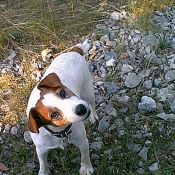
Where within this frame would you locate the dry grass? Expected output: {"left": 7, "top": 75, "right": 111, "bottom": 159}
{"left": 0, "top": 0, "right": 103, "bottom": 57}
{"left": 0, "top": 67, "right": 36, "bottom": 125}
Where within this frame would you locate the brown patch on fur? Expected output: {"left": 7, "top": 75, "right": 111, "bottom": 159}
{"left": 69, "top": 46, "right": 84, "bottom": 56}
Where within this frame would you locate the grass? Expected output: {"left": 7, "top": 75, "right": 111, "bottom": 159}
{"left": 128, "top": 0, "right": 175, "bottom": 30}
{"left": 1, "top": 0, "right": 175, "bottom": 175}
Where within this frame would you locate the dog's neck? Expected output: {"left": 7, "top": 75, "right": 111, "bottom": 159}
{"left": 69, "top": 46, "right": 84, "bottom": 56}
{"left": 43, "top": 124, "right": 72, "bottom": 139}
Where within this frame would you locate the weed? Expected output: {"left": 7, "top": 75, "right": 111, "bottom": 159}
{"left": 155, "top": 32, "right": 168, "bottom": 50}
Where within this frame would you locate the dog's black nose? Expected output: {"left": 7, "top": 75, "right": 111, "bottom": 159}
{"left": 75, "top": 104, "right": 87, "bottom": 116}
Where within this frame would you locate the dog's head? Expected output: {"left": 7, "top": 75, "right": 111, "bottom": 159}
{"left": 28, "top": 73, "right": 90, "bottom": 133}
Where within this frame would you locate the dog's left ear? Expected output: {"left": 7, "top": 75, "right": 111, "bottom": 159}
{"left": 28, "top": 107, "right": 45, "bottom": 133}
{"left": 37, "top": 73, "right": 62, "bottom": 90}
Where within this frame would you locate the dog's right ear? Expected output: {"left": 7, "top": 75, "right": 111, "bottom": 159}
{"left": 28, "top": 108, "right": 43, "bottom": 133}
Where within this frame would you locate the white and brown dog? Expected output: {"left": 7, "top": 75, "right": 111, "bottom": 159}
{"left": 27, "top": 40, "right": 98, "bottom": 175}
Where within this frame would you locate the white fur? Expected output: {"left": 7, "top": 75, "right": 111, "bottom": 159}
{"left": 27, "top": 40, "right": 98, "bottom": 175}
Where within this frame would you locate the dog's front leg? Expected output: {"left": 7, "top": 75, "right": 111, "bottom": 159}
{"left": 70, "top": 123, "right": 94, "bottom": 175}
{"left": 36, "top": 148, "right": 50, "bottom": 175}
{"left": 78, "top": 138, "right": 94, "bottom": 175}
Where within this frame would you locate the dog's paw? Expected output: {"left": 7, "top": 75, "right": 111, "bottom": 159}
{"left": 79, "top": 164, "right": 94, "bottom": 175}
{"left": 38, "top": 173, "right": 49, "bottom": 175}
{"left": 89, "top": 113, "right": 98, "bottom": 124}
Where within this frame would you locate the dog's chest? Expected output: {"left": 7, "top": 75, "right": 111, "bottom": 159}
{"left": 37, "top": 127, "right": 70, "bottom": 149}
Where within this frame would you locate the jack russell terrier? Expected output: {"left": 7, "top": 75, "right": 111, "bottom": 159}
{"left": 27, "top": 39, "right": 98, "bottom": 175}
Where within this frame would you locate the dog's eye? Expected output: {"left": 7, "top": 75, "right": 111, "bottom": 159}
{"left": 60, "top": 89, "right": 66, "bottom": 98}
{"left": 50, "top": 112, "right": 60, "bottom": 120}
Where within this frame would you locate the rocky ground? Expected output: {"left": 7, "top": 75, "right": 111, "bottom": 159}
{"left": 1, "top": 3, "right": 175, "bottom": 175}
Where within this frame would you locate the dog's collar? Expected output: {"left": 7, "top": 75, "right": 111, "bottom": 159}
{"left": 69, "top": 47, "right": 84, "bottom": 56}
{"left": 43, "top": 124, "right": 72, "bottom": 139}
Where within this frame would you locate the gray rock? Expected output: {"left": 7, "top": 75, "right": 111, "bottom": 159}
{"left": 139, "top": 69, "right": 151, "bottom": 78}
{"left": 0, "top": 123, "right": 2, "bottom": 132}
{"left": 171, "top": 38, "right": 175, "bottom": 48}
{"left": 116, "top": 95, "right": 130, "bottom": 103}
{"left": 110, "top": 11, "right": 128, "bottom": 21}
{"left": 145, "top": 46, "right": 151, "bottom": 54}
{"left": 96, "top": 24, "right": 107, "bottom": 30}
{"left": 107, "top": 29, "right": 115, "bottom": 41}
{"left": 104, "top": 82, "right": 119, "bottom": 94}
{"left": 121, "top": 64, "right": 133, "bottom": 74}
{"left": 154, "top": 15, "right": 167, "bottom": 23}
{"left": 10, "top": 126, "right": 18, "bottom": 136}
{"left": 104, "top": 148, "right": 112, "bottom": 159}
{"left": 125, "top": 73, "right": 142, "bottom": 88}
{"left": 26, "top": 162, "right": 36, "bottom": 169}
{"left": 157, "top": 121, "right": 164, "bottom": 132}
{"left": 141, "top": 34, "right": 158, "bottom": 46}
{"left": 133, "top": 36, "right": 141, "bottom": 44}
{"left": 138, "top": 147, "right": 148, "bottom": 161}
{"left": 41, "top": 48, "right": 53, "bottom": 62}
{"left": 115, "top": 118, "right": 124, "bottom": 128}
{"left": 5, "top": 50, "right": 16, "bottom": 68}
{"left": 157, "top": 112, "right": 175, "bottom": 121}
{"left": 98, "top": 116, "right": 110, "bottom": 132}
{"left": 105, "top": 104, "right": 117, "bottom": 117}
{"left": 3, "top": 124, "right": 11, "bottom": 133}
{"left": 134, "top": 131, "right": 143, "bottom": 139}
{"left": 109, "top": 124, "right": 117, "bottom": 131}
{"left": 106, "top": 58, "right": 116, "bottom": 67}
{"left": 148, "top": 162, "right": 159, "bottom": 172}
{"left": 118, "top": 129, "right": 125, "bottom": 136}
{"left": 165, "top": 70, "right": 175, "bottom": 82}
{"left": 90, "top": 141, "right": 103, "bottom": 150}
{"left": 151, "top": 85, "right": 174, "bottom": 102}
{"left": 24, "top": 131, "right": 32, "bottom": 142}
{"left": 143, "top": 133, "right": 152, "bottom": 137}
{"left": 127, "top": 50, "right": 136, "bottom": 59}
{"left": 105, "top": 50, "right": 118, "bottom": 61}
{"left": 99, "top": 66, "right": 106, "bottom": 74}
{"left": 169, "top": 63, "right": 175, "bottom": 69}
{"left": 138, "top": 96, "right": 156, "bottom": 112}
{"left": 127, "top": 143, "right": 142, "bottom": 152}
{"left": 137, "top": 168, "right": 144, "bottom": 174}
{"left": 0, "top": 172, "right": 9, "bottom": 175}
{"left": 143, "top": 80, "right": 152, "bottom": 89}
{"left": 95, "top": 95, "right": 107, "bottom": 104}
{"left": 166, "top": 94, "right": 175, "bottom": 112}
{"left": 0, "top": 136, "right": 3, "bottom": 143}
{"left": 154, "top": 78, "right": 162, "bottom": 87}
{"left": 145, "top": 140, "right": 152, "bottom": 145}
